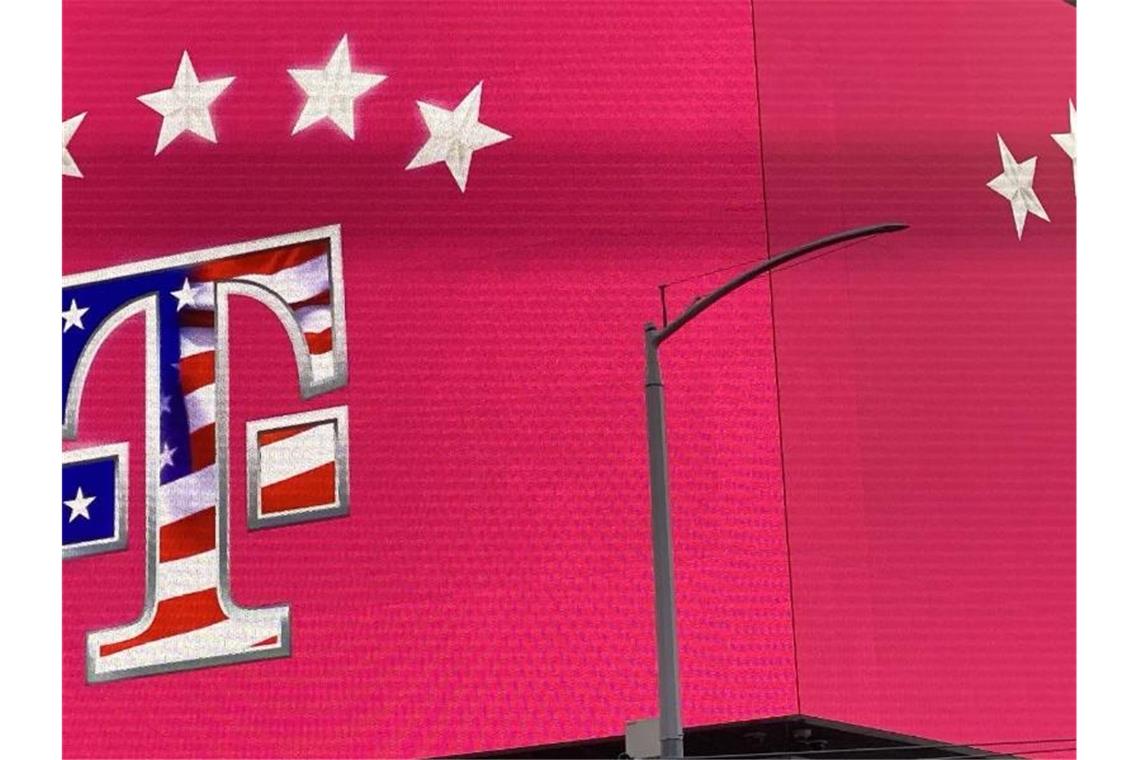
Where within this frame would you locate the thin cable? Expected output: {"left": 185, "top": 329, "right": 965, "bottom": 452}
{"left": 682, "top": 737, "right": 1076, "bottom": 759}
{"left": 911, "top": 749, "right": 1075, "bottom": 760}
{"left": 661, "top": 253, "right": 777, "bottom": 289}
{"left": 684, "top": 747, "right": 1076, "bottom": 760}
{"left": 766, "top": 235, "right": 881, "bottom": 276}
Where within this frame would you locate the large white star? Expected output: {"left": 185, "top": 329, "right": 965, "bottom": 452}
{"left": 62, "top": 298, "right": 89, "bottom": 333}
{"left": 138, "top": 51, "right": 235, "bottom": 155}
{"left": 1051, "top": 100, "right": 1076, "bottom": 192}
{"left": 64, "top": 487, "right": 95, "bottom": 523}
{"left": 406, "top": 82, "right": 511, "bottom": 192}
{"left": 63, "top": 112, "right": 87, "bottom": 178}
{"left": 987, "top": 134, "right": 1050, "bottom": 239}
{"left": 289, "top": 35, "right": 386, "bottom": 139}
{"left": 171, "top": 277, "right": 199, "bottom": 311}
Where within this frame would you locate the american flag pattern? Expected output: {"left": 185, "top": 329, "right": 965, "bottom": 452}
{"left": 248, "top": 407, "right": 348, "bottom": 529}
{"left": 62, "top": 444, "right": 129, "bottom": 559}
{"left": 62, "top": 227, "right": 347, "bottom": 682}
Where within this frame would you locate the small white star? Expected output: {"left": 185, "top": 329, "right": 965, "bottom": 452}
{"left": 171, "top": 278, "right": 199, "bottom": 311}
{"left": 63, "top": 112, "right": 87, "bottom": 178}
{"left": 62, "top": 298, "right": 90, "bottom": 333}
{"left": 987, "top": 134, "right": 1050, "bottom": 239}
{"left": 160, "top": 394, "right": 172, "bottom": 414}
{"left": 289, "top": 35, "right": 386, "bottom": 139}
{"left": 64, "top": 487, "right": 95, "bottom": 523}
{"left": 138, "top": 51, "right": 235, "bottom": 155}
{"left": 406, "top": 82, "right": 511, "bottom": 192}
{"left": 1051, "top": 100, "right": 1076, "bottom": 192}
{"left": 159, "top": 442, "right": 177, "bottom": 469}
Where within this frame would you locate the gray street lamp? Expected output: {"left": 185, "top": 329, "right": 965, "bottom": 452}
{"left": 643, "top": 222, "right": 908, "bottom": 759}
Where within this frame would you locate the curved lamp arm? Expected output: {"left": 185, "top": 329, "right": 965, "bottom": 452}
{"left": 651, "top": 222, "right": 908, "bottom": 345}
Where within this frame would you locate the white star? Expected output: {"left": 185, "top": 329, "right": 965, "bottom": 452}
{"left": 159, "top": 442, "right": 177, "bottom": 469}
{"left": 289, "top": 35, "right": 386, "bottom": 139}
{"left": 62, "top": 298, "right": 89, "bottom": 333}
{"left": 64, "top": 487, "right": 95, "bottom": 523}
{"left": 987, "top": 134, "right": 1050, "bottom": 239}
{"left": 160, "top": 394, "right": 172, "bottom": 414}
{"left": 138, "top": 51, "right": 235, "bottom": 155}
{"left": 63, "top": 112, "right": 87, "bottom": 178}
{"left": 171, "top": 278, "right": 199, "bottom": 311}
{"left": 406, "top": 82, "right": 511, "bottom": 192}
{"left": 1051, "top": 100, "right": 1076, "bottom": 192}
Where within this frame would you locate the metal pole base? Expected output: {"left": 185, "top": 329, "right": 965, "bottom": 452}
{"left": 660, "top": 736, "right": 684, "bottom": 759}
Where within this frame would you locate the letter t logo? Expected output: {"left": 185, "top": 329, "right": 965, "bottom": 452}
{"left": 62, "top": 227, "right": 349, "bottom": 683}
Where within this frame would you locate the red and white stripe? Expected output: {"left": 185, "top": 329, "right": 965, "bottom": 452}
{"left": 191, "top": 240, "right": 338, "bottom": 384}
{"left": 256, "top": 421, "right": 338, "bottom": 516}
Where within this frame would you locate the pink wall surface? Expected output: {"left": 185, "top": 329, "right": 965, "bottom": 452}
{"left": 63, "top": 1, "right": 1074, "bottom": 756}
{"left": 755, "top": 1, "right": 1075, "bottom": 753}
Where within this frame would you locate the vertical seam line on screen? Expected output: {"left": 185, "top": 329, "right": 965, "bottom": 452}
{"left": 749, "top": 0, "right": 802, "bottom": 715}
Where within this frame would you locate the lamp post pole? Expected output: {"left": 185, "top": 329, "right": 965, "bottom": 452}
{"left": 644, "top": 326, "right": 684, "bottom": 760}
{"left": 643, "top": 222, "right": 908, "bottom": 759}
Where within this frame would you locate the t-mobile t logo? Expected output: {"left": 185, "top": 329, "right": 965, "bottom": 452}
{"left": 62, "top": 226, "right": 350, "bottom": 683}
